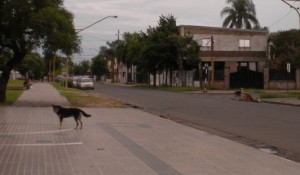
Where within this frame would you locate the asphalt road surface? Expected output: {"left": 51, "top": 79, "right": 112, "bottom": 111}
{"left": 92, "top": 83, "right": 300, "bottom": 162}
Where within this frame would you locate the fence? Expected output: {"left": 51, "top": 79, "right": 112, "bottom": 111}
{"left": 269, "top": 69, "right": 295, "bottom": 81}
{"left": 264, "top": 68, "right": 300, "bottom": 90}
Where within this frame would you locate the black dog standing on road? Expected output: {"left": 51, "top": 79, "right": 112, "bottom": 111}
{"left": 51, "top": 105, "right": 91, "bottom": 129}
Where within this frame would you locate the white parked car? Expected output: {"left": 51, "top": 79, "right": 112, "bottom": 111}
{"left": 72, "top": 77, "right": 79, "bottom": 87}
{"left": 77, "top": 78, "right": 94, "bottom": 90}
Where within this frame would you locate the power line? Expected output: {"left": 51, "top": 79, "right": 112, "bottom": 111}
{"left": 280, "top": 0, "right": 300, "bottom": 29}
{"left": 266, "top": 1, "right": 300, "bottom": 30}
{"left": 268, "top": 9, "right": 293, "bottom": 28}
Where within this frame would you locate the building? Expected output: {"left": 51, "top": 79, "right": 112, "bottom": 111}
{"left": 117, "top": 25, "right": 270, "bottom": 89}
{"left": 178, "top": 25, "right": 269, "bottom": 89}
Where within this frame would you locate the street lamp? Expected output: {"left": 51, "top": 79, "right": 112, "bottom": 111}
{"left": 76, "top": 15, "right": 118, "bottom": 33}
{"left": 61, "top": 16, "right": 118, "bottom": 87}
{"left": 281, "top": 0, "right": 300, "bottom": 29}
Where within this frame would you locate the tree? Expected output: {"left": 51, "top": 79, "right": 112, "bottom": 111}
{"left": 268, "top": 30, "right": 300, "bottom": 70}
{"left": 97, "top": 15, "right": 200, "bottom": 86}
{"left": 177, "top": 34, "right": 201, "bottom": 86}
{"left": 17, "top": 53, "right": 45, "bottom": 80}
{"left": 220, "top": 0, "right": 260, "bottom": 29}
{"left": 139, "top": 15, "right": 179, "bottom": 87}
{"left": 73, "top": 60, "right": 90, "bottom": 75}
{"left": 91, "top": 56, "right": 108, "bottom": 80}
{"left": 123, "top": 32, "right": 144, "bottom": 83}
{"left": 139, "top": 15, "right": 200, "bottom": 87}
{"left": 0, "top": 0, "right": 80, "bottom": 102}
{"left": 97, "top": 43, "right": 119, "bottom": 82}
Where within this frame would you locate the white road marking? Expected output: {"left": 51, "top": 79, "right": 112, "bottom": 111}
{"left": 1, "top": 142, "right": 83, "bottom": 147}
{"left": 0, "top": 128, "right": 73, "bottom": 135}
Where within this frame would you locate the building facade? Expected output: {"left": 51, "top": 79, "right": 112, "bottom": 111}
{"left": 179, "top": 25, "right": 269, "bottom": 89}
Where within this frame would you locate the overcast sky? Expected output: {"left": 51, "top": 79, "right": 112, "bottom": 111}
{"left": 63, "top": 0, "right": 299, "bottom": 62}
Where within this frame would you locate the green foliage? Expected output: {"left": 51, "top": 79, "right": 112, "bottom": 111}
{"left": 2, "top": 80, "right": 24, "bottom": 106}
{"left": 260, "top": 92, "right": 300, "bottom": 99}
{"left": 3, "top": 90, "right": 22, "bottom": 106}
{"left": 0, "top": 0, "right": 80, "bottom": 102}
{"left": 31, "top": 5, "right": 80, "bottom": 55}
{"left": 91, "top": 14, "right": 200, "bottom": 86}
{"left": 17, "top": 53, "right": 45, "bottom": 79}
{"left": 138, "top": 15, "right": 179, "bottom": 86}
{"left": 268, "top": 30, "right": 300, "bottom": 69}
{"left": 138, "top": 15, "right": 200, "bottom": 86}
{"left": 177, "top": 34, "right": 200, "bottom": 70}
{"left": 123, "top": 32, "right": 144, "bottom": 67}
{"left": 91, "top": 56, "right": 108, "bottom": 79}
{"left": 73, "top": 60, "right": 90, "bottom": 75}
{"left": 115, "top": 40, "right": 126, "bottom": 64}
{"left": 221, "top": 0, "right": 260, "bottom": 29}
{"left": 7, "top": 80, "right": 23, "bottom": 87}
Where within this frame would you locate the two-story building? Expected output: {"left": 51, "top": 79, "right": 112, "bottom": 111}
{"left": 178, "top": 25, "right": 269, "bottom": 89}
{"left": 117, "top": 25, "right": 269, "bottom": 89}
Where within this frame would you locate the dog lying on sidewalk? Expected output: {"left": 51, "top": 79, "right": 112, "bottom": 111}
{"left": 51, "top": 105, "right": 91, "bottom": 129}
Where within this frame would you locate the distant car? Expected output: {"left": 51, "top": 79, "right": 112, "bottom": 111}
{"left": 55, "top": 75, "right": 64, "bottom": 83}
{"left": 77, "top": 78, "right": 94, "bottom": 90}
{"left": 72, "top": 77, "right": 79, "bottom": 87}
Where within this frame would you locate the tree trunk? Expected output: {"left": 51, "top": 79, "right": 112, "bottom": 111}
{"left": 153, "top": 71, "right": 157, "bottom": 87}
{"left": 0, "top": 70, "right": 11, "bottom": 103}
{"left": 126, "top": 63, "right": 131, "bottom": 84}
{"left": 170, "top": 68, "right": 173, "bottom": 86}
{"left": 0, "top": 50, "right": 25, "bottom": 103}
{"left": 165, "top": 69, "right": 168, "bottom": 86}
{"left": 131, "top": 66, "right": 134, "bottom": 83}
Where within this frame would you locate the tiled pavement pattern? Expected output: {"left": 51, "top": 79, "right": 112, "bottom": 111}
{"left": 1, "top": 82, "right": 300, "bottom": 174}
{"left": 1, "top": 106, "right": 300, "bottom": 175}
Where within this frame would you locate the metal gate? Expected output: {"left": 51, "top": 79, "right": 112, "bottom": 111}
{"left": 230, "top": 69, "right": 263, "bottom": 89}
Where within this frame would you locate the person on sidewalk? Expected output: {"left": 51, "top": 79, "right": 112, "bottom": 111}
{"left": 23, "top": 78, "right": 32, "bottom": 90}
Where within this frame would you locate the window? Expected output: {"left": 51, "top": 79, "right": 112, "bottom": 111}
{"left": 202, "top": 39, "right": 212, "bottom": 47}
{"left": 239, "top": 39, "right": 250, "bottom": 47}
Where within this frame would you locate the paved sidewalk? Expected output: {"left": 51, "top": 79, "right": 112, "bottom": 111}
{"left": 0, "top": 82, "right": 300, "bottom": 175}
{"left": 12, "top": 82, "right": 70, "bottom": 107}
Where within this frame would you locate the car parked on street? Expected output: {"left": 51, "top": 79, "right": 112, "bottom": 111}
{"left": 77, "top": 77, "right": 94, "bottom": 90}
{"left": 71, "top": 76, "right": 80, "bottom": 88}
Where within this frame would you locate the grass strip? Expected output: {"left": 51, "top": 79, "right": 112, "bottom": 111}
{"left": 52, "top": 83, "right": 124, "bottom": 107}
{"left": 0, "top": 80, "right": 24, "bottom": 106}
{"left": 260, "top": 92, "right": 300, "bottom": 99}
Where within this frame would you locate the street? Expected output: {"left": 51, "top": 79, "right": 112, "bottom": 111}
{"left": 91, "top": 83, "right": 300, "bottom": 162}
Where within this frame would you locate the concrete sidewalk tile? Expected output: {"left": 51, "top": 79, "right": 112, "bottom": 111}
{"left": 12, "top": 82, "right": 69, "bottom": 107}
{"left": 0, "top": 107, "right": 300, "bottom": 175}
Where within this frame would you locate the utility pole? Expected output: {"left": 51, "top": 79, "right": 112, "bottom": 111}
{"left": 210, "top": 35, "right": 215, "bottom": 88}
{"left": 65, "top": 56, "right": 69, "bottom": 88}
{"left": 112, "top": 29, "right": 122, "bottom": 83}
{"left": 48, "top": 59, "right": 52, "bottom": 82}
{"left": 52, "top": 51, "right": 56, "bottom": 82}
{"left": 115, "top": 29, "right": 121, "bottom": 41}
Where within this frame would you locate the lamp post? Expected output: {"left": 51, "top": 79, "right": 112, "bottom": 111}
{"left": 76, "top": 15, "right": 118, "bottom": 33}
{"left": 64, "top": 16, "right": 117, "bottom": 87}
{"left": 281, "top": 0, "right": 300, "bottom": 29}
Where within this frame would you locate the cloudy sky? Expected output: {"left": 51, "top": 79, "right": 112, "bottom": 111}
{"left": 63, "top": 0, "right": 300, "bottom": 62}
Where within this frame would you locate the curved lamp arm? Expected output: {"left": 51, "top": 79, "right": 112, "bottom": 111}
{"left": 76, "top": 16, "right": 118, "bottom": 33}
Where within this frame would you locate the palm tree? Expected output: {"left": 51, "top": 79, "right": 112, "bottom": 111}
{"left": 220, "top": 0, "right": 260, "bottom": 29}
